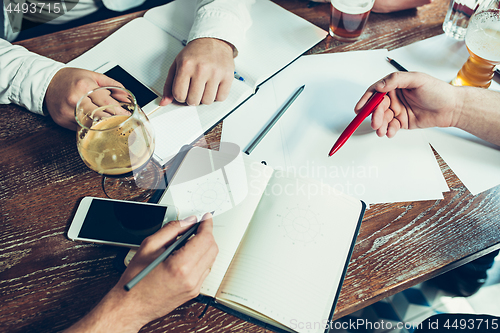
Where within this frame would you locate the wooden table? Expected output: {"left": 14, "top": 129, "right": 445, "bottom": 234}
{"left": 1, "top": 0, "right": 500, "bottom": 332}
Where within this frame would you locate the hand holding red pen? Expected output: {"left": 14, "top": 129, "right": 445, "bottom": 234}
{"left": 354, "top": 72, "right": 460, "bottom": 138}
{"left": 328, "top": 91, "right": 386, "bottom": 156}
{"left": 328, "top": 72, "right": 461, "bottom": 156}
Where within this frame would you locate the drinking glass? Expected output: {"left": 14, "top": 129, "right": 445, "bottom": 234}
{"left": 451, "top": 0, "right": 500, "bottom": 88}
{"left": 442, "top": 0, "right": 478, "bottom": 40}
{"left": 329, "top": 0, "right": 376, "bottom": 42}
{"left": 75, "top": 86, "right": 163, "bottom": 201}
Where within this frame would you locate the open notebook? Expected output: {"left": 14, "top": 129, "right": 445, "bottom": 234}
{"left": 67, "top": 0, "right": 326, "bottom": 164}
{"left": 156, "top": 146, "right": 366, "bottom": 333}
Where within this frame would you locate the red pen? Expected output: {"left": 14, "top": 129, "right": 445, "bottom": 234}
{"left": 328, "top": 91, "right": 386, "bottom": 157}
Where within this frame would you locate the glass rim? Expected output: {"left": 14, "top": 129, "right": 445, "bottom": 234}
{"left": 75, "top": 86, "right": 138, "bottom": 131}
{"left": 330, "top": 0, "right": 376, "bottom": 9}
{"left": 474, "top": 0, "right": 500, "bottom": 16}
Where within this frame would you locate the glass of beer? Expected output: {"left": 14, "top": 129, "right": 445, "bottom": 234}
{"left": 329, "top": 0, "right": 376, "bottom": 42}
{"left": 451, "top": 0, "right": 500, "bottom": 88}
{"left": 75, "top": 86, "right": 162, "bottom": 200}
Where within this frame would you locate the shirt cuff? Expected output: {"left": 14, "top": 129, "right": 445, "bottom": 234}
{"left": 40, "top": 62, "right": 65, "bottom": 116}
{"left": 10, "top": 53, "right": 65, "bottom": 116}
{"left": 187, "top": 6, "right": 251, "bottom": 57}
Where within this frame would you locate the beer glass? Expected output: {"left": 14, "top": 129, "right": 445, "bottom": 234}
{"left": 329, "top": 0, "right": 376, "bottom": 41}
{"left": 75, "top": 86, "right": 162, "bottom": 200}
{"left": 451, "top": 0, "right": 500, "bottom": 88}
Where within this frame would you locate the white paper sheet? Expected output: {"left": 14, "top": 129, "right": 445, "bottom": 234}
{"left": 389, "top": 34, "right": 500, "bottom": 195}
{"left": 424, "top": 129, "right": 500, "bottom": 195}
{"left": 387, "top": 34, "right": 472, "bottom": 83}
{"left": 222, "top": 50, "right": 449, "bottom": 204}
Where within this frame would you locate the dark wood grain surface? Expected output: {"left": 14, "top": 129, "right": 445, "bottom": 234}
{"left": 1, "top": 0, "right": 500, "bottom": 332}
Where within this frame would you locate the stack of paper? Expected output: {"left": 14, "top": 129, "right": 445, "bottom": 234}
{"left": 222, "top": 35, "right": 500, "bottom": 203}
{"left": 222, "top": 50, "right": 449, "bottom": 204}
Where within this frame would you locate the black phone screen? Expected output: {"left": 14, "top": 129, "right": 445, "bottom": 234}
{"left": 104, "top": 65, "right": 158, "bottom": 108}
{"left": 78, "top": 199, "right": 168, "bottom": 246}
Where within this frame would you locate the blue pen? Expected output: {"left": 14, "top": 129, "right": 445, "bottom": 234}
{"left": 234, "top": 71, "right": 245, "bottom": 81}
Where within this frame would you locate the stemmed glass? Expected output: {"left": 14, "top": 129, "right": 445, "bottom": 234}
{"left": 75, "top": 86, "right": 162, "bottom": 201}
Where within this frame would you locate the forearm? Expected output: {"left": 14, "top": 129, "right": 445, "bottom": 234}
{"left": 455, "top": 86, "right": 500, "bottom": 146}
{"left": 372, "top": 0, "right": 432, "bottom": 13}
{"left": 63, "top": 287, "right": 145, "bottom": 333}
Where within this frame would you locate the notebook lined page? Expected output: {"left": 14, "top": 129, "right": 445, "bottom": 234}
{"left": 159, "top": 153, "right": 274, "bottom": 297}
{"left": 216, "top": 175, "right": 363, "bottom": 333}
{"left": 195, "top": 159, "right": 273, "bottom": 297}
{"left": 144, "top": 0, "right": 327, "bottom": 91}
{"left": 144, "top": 0, "right": 196, "bottom": 42}
{"left": 67, "top": 18, "right": 182, "bottom": 96}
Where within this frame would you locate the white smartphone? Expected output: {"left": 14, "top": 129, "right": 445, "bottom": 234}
{"left": 68, "top": 197, "right": 178, "bottom": 248}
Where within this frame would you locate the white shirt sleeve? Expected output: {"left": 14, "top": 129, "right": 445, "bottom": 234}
{"left": 188, "top": 0, "right": 253, "bottom": 55}
{"left": 102, "top": 0, "right": 147, "bottom": 12}
{"left": 0, "top": 0, "right": 252, "bottom": 115}
{"left": 0, "top": 39, "right": 64, "bottom": 115}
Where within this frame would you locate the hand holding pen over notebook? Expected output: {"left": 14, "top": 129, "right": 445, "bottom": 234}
{"left": 124, "top": 211, "right": 217, "bottom": 292}
{"left": 64, "top": 213, "right": 219, "bottom": 332}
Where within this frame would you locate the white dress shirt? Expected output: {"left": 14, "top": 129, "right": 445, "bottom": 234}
{"left": 0, "top": 0, "right": 252, "bottom": 115}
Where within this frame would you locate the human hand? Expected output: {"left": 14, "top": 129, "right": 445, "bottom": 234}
{"left": 160, "top": 38, "right": 235, "bottom": 106}
{"left": 45, "top": 67, "right": 124, "bottom": 131}
{"left": 113, "top": 213, "right": 218, "bottom": 327}
{"left": 372, "top": 0, "right": 432, "bottom": 13}
{"left": 355, "top": 72, "right": 461, "bottom": 138}
{"left": 64, "top": 213, "right": 218, "bottom": 333}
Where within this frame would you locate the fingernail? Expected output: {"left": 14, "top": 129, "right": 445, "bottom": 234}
{"left": 201, "top": 212, "right": 213, "bottom": 221}
{"left": 179, "top": 215, "right": 198, "bottom": 227}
